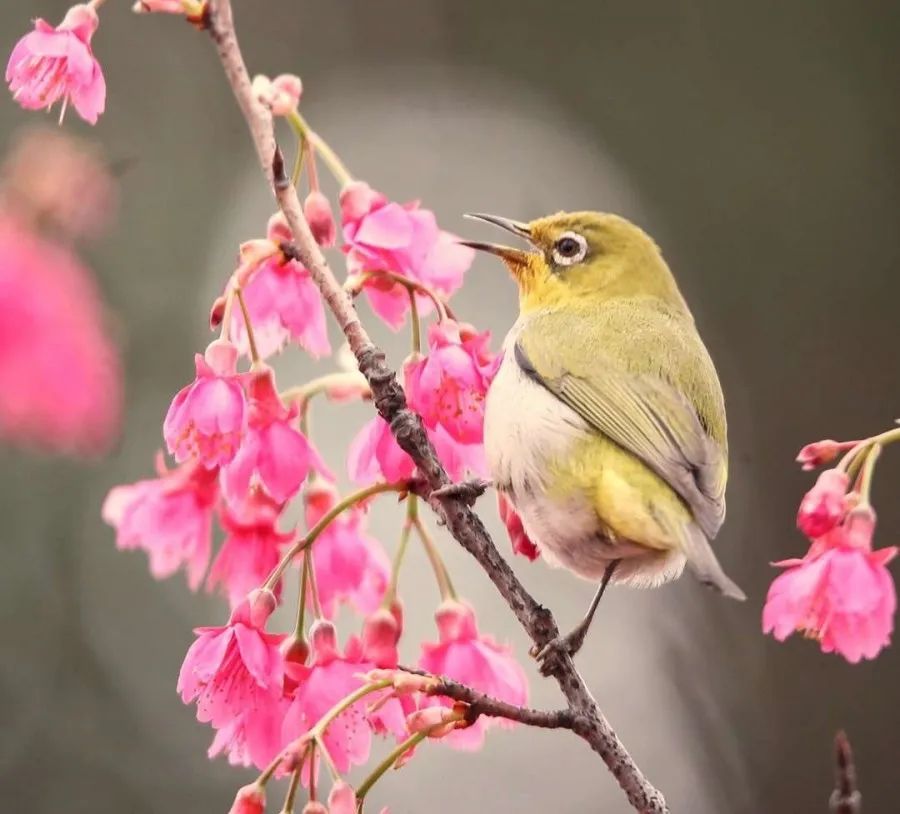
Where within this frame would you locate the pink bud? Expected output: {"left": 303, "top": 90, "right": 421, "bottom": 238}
{"left": 339, "top": 181, "right": 380, "bottom": 223}
{"left": 796, "top": 439, "right": 855, "bottom": 471}
{"left": 797, "top": 469, "right": 850, "bottom": 539}
{"left": 327, "top": 781, "right": 357, "bottom": 814}
{"left": 228, "top": 783, "right": 265, "bottom": 814}
{"left": 280, "top": 634, "right": 310, "bottom": 665}
{"left": 304, "top": 191, "right": 337, "bottom": 248}
{"left": 362, "top": 608, "right": 401, "bottom": 668}
{"left": 209, "top": 295, "right": 226, "bottom": 329}
{"left": 247, "top": 588, "right": 277, "bottom": 627}
{"left": 323, "top": 372, "right": 371, "bottom": 403}
{"left": 498, "top": 493, "right": 539, "bottom": 561}
{"left": 309, "top": 619, "right": 338, "bottom": 658}
{"left": 251, "top": 74, "right": 302, "bottom": 117}
{"left": 203, "top": 338, "right": 240, "bottom": 376}
{"left": 301, "top": 803, "right": 328, "bottom": 814}
{"left": 266, "top": 212, "right": 293, "bottom": 245}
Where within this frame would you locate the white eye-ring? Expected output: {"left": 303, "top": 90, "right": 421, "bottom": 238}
{"left": 551, "top": 231, "right": 588, "bottom": 266}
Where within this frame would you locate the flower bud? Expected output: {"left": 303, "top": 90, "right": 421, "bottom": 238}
{"left": 301, "top": 803, "right": 328, "bottom": 814}
{"left": 362, "top": 608, "right": 401, "bottom": 668}
{"left": 327, "top": 781, "right": 358, "bottom": 814}
{"left": 303, "top": 191, "right": 337, "bottom": 247}
{"left": 796, "top": 439, "right": 851, "bottom": 471}
{"left": 405, "top": 705, "right": 464, "bottom": 739}
{"left": 209, "top": 295, "right": 226, "bottom": 329}
{"left": 247, "top": 588, "right": 277, "bottom": 628}
{"left": 280, "top": 633, "right": 310, "bottom": 665}
{"left": 228, "top": 783, "right": 265, "bottom": 814}
{"left": 309, "top": 619, "right": 338, "bottom": 658}
{"left": 797, "top": 469, "right": 850, "bottom": 539}
{"left": 251, "top": 73, "right": 303, "bottom": 116}
{"left": 339, "top": 181, "right": 380, "bottom": 223}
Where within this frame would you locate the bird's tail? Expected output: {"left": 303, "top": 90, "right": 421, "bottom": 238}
{"left": 681, "top": 523, "right": 746, "bottom": 601}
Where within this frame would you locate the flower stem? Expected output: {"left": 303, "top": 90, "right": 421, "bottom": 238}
{"left": 88, "top": 0, "right": 108, "bottom": 9}
{"left": 311, "top": 679, "right": 393, "bottom": 739}
{"left": 292, "top": 130, "right": 307, "bottom": 188}
{"left": 355, "top": 730, "right": 428, "bottom": 804}
{"left": 281, "top": 372, "right": 371, "bottom": 406}
{"left": 409, "top": 497, "right": 457, "bottom": 600}
{"left": 839, "top": 426, "right": 900, "bottom": 478}
{"left": 286, "top": 110, "right": 353, "bottom": 187}
{"left": 856, "top": 443, "right": 882, "bottom": 504}
{"left": 263, "top": 481, "right": 409, "bottom": 591}
{"left": 293, "top": 551, "right": 310, "bottom": 639}
{"left": 385, "top": 515, "right": 414, "bottom": 607}
{"left": 409, "top": 287, "right": 422, "bottom": 354}
{"left": 234, "top": 285, "right": 261, "bottom": 365}
{"left": 279, "top": 766, "right": 302, "bottom": 814}
{"left": 306, "top": 543, "right": 324, "bottom": 619}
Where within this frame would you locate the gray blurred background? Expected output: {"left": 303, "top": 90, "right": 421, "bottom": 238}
{"left": 2, "top": 1, "right": 900, "bottom": 812}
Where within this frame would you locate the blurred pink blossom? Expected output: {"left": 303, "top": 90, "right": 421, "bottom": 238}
{"left": 164, "top": 339, "right": 248, "bottom": 469}
{"left": 304, "top": 190, "right": 337, "bottom": 248}
{"left": 498, "top": 493, "right": 539, "bottom": 562}
{"left": 419, "top": 599, "right": 527, "bottom": 750}
{"left": 6, "top": 4, "right": 106, "bottom": 124}
{"left": 227, "top": 783, "right": 266, "bottom": 814}
{"left": 327, "top": 781, "right": 358, "bottom": 814}
{"left": 102, "top": 456, "right": 218, "bottom": 590}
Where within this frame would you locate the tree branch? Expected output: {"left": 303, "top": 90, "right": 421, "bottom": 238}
{"left": 830, "top": 731, "right": 861, "bottom": 814}
{"left": 206, "top": 3, "right": 668, "bottom": 811}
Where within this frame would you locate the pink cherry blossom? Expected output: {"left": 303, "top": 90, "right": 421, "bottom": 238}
{"left": 221, "top": 367, "right": 330, "bottom": 506}
{"left": 764, "top": 508, "right": 897, "bottom": 663}
{"left": 102, "top": 456, "right": 218, "bottom": 590}
{"left": 229, "top": 253, "right": 330, "bottom": 360}
{"left": 797, "top": 468, "right": 850, "bottom": 539}
{"left": 208, "top": 489, "right": 293, "bottom": 608}
{"left": 304, "top": 191, "right": 337, "bottom": 248}
{"left": 419, "top": 599, "right": 528, "bottom": 750}
{"left": 208, "top": 699, "right": 288, "bottom": 771}
{"left": 498, "top": 493, "right": 539, "bottom": 562}
{"left": 228, "top": 783, "right": 266, "bottom": 814}
{"left": 361, "top": 604, "right": 403, "bottom": 669}
{"left": 348, "top": 417, "right": 485, "bottom": 484}
{"left": 304, "top": 480, "right": 390, "bottom": 618}
{"left": 178, "top": 596, "right": 285, "bottom": 729}
{"left": 6, "top": 4, "right": 106, "bottom": 124}
{"left": 405, "top": 321, "right": 499, "bottom": 444}
{"left": 164, "top": 339, "right": 247, "bottom": 469}
{"left": 282, "top": 621, "right": 405, "bottom": 777}
{"left": 0, "top": 214, "right": 121, "bottom": 454}
{"left": 340, "top": 182, "right": 473, "bottom": 328}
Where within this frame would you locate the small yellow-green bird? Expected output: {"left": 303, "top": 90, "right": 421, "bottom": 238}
{"left": 462, "top": 211, "right": 746, "bottom": 668}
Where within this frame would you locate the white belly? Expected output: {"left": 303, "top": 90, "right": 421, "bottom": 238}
{"left": 485, "top": 325, "right": 686, "bottom": 586}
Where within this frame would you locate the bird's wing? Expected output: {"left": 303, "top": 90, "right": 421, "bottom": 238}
{"left": 516, "top": 304, "right": 727, "bottom": 538}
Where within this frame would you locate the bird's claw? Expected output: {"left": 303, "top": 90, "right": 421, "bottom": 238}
{"left": 529, "top": 628, "right": 587, "bottom": 677}
{"left": 430, "top": 478, "right": 492, "bottom": 506}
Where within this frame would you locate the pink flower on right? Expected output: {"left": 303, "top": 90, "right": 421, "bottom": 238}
{"left": 763, "top": 507, "right": 898, "bottom": 662}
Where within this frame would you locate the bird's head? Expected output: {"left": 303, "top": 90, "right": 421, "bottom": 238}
{"left": 462, "top": 211, "right": 685, "bottom": 313}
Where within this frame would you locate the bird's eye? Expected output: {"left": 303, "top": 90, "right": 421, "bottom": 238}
{"left": 551, "top": 232, "right": 588, "bottom": 266}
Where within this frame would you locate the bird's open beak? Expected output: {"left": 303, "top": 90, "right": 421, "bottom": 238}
{"left": 458, "top": 213, "right": 534, "bottom": 267}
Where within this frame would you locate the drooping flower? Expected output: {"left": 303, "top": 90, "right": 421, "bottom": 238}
{"left": 282, "top": 621, "right": 405, "bottom": 777}
{"left": 304, "top": 480, "right": 390, "bottom": 619}
{"left": 102, "top": 455, "right": 218, "bottom": 590}
{"left": 348, "top": 417, "right": 485, "bottom": 484}
{"left": 361, "top": 604, "right": 403, "bottom": 669}
{"left": 418, "top": 600, "right": 528, "bottom": 750}
{"left": 228, "top": 216, "right": 330, "bottom": 360}
{"left": 796, "top": 468, "right": 850, "bottom": 539}
{"left": 498, "top": 493, "right": 539, "bottom": 562}
{"left": 227, "top": 783, "right": 266, "bottom": 814}
{"left": 164, "top": 339, "right": 247, "bottom": 469}
{"left": 6, "top": 4, "right": 106, "bottom": 124}
{"left": 340, "top": 182, "right": 473, "bottom": 328}
{"left": 221, "top": 367, "right": 330, "bottom": 506}
{"left": 208, "top": 489, "right": 293, "bottom": 608}
{"left": 208, "top": 699, "right": 288, "bottom": 771}
{"left": 0, "top": 214, "right": 121, "bottom": 454}
{"left": 763, "top": 507, "right": 897, "bottom": 663}
{"left": 178, "top": 595, "right": 285, "bottom": 729}
{"left": 405, "top": 321, "right": 499, "bottom": 444}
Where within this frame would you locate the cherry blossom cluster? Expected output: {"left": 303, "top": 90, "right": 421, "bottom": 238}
{"left": 763, "top": 433, "right": 898, "bottom": 663}
{"left": 5, "top": 4, "right": 534, "bottom": 811}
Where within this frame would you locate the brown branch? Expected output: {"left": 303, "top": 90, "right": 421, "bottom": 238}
{"left": 205, "top": 3, "right": 668, "bottom": 811}
{"left": 830, "top": 731, "right": 861, "bottom": 814}
{"left": 428, "top": 676, "right": 576, "bottom": 730}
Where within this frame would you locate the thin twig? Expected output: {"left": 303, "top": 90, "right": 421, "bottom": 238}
{"left": 205, "top": 3, "right": 668, "bottom": 810}
{"left": 830, "top": 731, "right": 861, "bottom": 814}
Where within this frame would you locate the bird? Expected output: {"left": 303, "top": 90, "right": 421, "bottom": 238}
{"left": 460, "top": 211, "right": 746, "bottom": 671}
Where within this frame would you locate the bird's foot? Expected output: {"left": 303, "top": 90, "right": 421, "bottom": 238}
{"left": 430, "top": 478, "right": 493, "bottom": 507}
{"left": 529, "top": 625, "right": 588, "bottom": 678}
